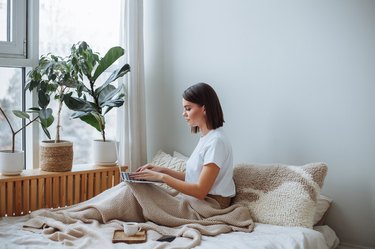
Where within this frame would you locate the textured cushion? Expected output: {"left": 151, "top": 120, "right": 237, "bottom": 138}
{"left": 173, "top": 151, "right": 189, "bottom": 162}
{"left": 151, "top": 150, "right": 186, "bottom": 172}
{"left": 151, "top": 151, "right": 186, "bottom": 190}
{"left": 313, "top": 194, "right": 333, "bottom": 226}
{"left": 231, "top": 162, "right": 328, "bottom": 228}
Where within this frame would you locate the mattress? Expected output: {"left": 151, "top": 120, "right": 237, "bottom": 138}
{"left": 0, "top": 216, "right": 339, "bottom": 249}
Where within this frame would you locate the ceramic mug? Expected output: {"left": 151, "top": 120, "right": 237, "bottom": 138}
{"left": 123, "top": 222, "right": 141, "bottom": 236}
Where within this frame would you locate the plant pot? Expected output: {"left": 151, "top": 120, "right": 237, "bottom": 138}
{"left": 40, "top": 140, "right": 73, "bottom": 172}
{"left": 92, "top": 140, "right": 118, "bottom": 166}
{"left": 0, "top": 150, "right": 24, "bottom": 176}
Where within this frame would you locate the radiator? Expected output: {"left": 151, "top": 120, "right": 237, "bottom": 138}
{"left": 0, "top": 165, "right": 122, "bottom": 217}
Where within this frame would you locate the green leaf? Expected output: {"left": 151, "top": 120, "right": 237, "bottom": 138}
{"left": 12, "top": 110, "right": 30, "bottom": 119}
{"left": 27, "top": 107, "right": 41, "bottom": 113}
{"left": 38, "top": 91, "right": 50, "bottom": 108}
{"left": 39, "top": 108, "right": 54, "bottom": 128}
{"left": 92, "top": 46, "right": 124, "bottom": 82}
{"left": 41, "top": 125, "right": 51, "bottom": 139}
{"left": 102, "top": 99, "right": 124, "bottom": 108}
{"left": 79, "top": 112, "right": 103, "bottom": 132}
{"left": 95, "top": 63, "right": 130, "bottom": 95}
{"left": 98, "top": 84, "right": 117, "bottom": 105}
{"left": 64, "top": 95, "right": 95, "bottom": 112}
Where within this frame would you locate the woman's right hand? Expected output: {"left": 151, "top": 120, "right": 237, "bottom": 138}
{"left": 136, "top": 163, "right": 164, "bottom": 173}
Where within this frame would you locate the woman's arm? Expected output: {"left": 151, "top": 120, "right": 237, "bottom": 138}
{"left": 163, "top": 163, "right": 220, "bottom": 199}
{"left": 131, "top": 163, "right": 220, "bottom": 199}
{"left": 136, "top": 164, "right": 185, "bottom": 181}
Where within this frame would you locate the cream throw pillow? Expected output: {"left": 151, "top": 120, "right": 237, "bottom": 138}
{"left": 151, "top": 150, "right": 186, "bottom": 172}
{"left": 314, "top": 194, "right": 333, "bottom": 226}
{"left": 151, "top": 151, "right": 186, "bottom": 190}
{"left": 231, "top": 162, "right": 328, "bottom": 228}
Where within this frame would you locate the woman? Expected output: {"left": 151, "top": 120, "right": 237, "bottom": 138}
{"left": 22, "top": 83, "right": 252, "bottom": 248}
{"left": 130, "top": 82, "right": 235, "bottom": 208}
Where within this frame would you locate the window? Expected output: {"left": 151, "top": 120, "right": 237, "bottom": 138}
{"left": 0, "top": 0, "right": 27, "bottom": 59}
{"left": 1, "top": 0, "right": 123, "bottom": 167}
{"left": 0, "top": 67, "right": 23, "bottom": 151}
{"left": 39, "top": 0, "right": 122, "bottom": 164}
{"left": 0, "top": 0, "right": 36, "bottom": 169}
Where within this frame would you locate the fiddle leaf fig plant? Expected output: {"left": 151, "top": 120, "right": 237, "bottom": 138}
{"left": 64, "top": 41, "right": 130, "bottom": 142}
{"left": 25, "top": 53, "right": 80, "bottom": 143}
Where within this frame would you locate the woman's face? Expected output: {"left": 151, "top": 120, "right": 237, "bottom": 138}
{"left": 182, "top": 99, "right": 206, "bottom": 128}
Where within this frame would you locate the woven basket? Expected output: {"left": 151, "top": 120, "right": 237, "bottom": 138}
{"left": 40, "top": 140, "right": 73, "bottom": 172}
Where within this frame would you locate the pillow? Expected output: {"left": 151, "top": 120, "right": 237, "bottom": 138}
{"left": 151, "top": 150, "right": 186, "bottom": 172}
{"left": 313, "top": 194, "right": 333, "bottom": 226}
{"left": 231, "top": 162, "right": 328, "bottom": 228}
{"left": 150, "top": 151, "right": 186, "bottom": 191}
{"left": 173, "top": 151, "right": 189, "bottom": 162}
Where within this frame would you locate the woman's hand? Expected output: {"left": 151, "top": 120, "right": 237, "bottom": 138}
{"left": 129, "top": 169, "right": 165, "bottom": 182}
{"left": 135, "top": 163, "right": 165, "bottom": 173}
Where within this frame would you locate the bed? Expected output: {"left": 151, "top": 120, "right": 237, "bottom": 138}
{"left": 0, "top": 216, "right": 339, "bottom": 249}
{"left": 0, "top": 153, "right": 340, "bottom": 249}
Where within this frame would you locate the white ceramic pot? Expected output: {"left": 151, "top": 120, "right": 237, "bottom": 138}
{"left": 0, "top": 150, "right": 24, "bottom": 176}
{"left": 92, "top": 140, "right": 118, "bottom": 166}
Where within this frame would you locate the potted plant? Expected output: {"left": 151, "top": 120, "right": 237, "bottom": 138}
{"left": 26, "top": 53, "right": 80, "bottom": 171}
{"left": 0, "top": 107, "right": 52, "bottom": 175}
{"left": 64, "top": 41, "right": 130, "bottom": 165}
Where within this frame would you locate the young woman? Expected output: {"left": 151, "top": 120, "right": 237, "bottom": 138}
{"left": 130, "top": 82, "right": 235, "bottom": 208}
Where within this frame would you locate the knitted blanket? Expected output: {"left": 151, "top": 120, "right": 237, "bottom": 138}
{"left": 23, "top": 182, "right": 254, "bottom": 248}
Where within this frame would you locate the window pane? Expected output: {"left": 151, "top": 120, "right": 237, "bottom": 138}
{"left": 0, "top": 67, "right": 23, "bottom": 151}
{"left": 39, "top": 0, "right": 122, "bottom": 164}
{"left": 0, "top": 0, "right": 9, "bottom": 41}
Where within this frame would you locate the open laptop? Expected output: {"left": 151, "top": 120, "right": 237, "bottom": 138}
{"left": 120, "top": 172, "right": 160, "bottom": 184}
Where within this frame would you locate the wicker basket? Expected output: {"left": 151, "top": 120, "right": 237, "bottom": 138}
{"left": 40, "top": 140, "right": 73, "bottom": 172}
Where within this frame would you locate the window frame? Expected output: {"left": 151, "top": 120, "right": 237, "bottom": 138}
{"left": 0, "top": 0, "right": 39, "bottom": 169}
{"left": 0, "top": 0, "right": 39, "bottom": 67}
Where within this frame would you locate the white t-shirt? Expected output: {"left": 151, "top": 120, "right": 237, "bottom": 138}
{"left": 185, "top": 127, "right": 235, "bottom": 197}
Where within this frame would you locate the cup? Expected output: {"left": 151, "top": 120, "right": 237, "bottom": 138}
{"left": 123, "top": 222, "right": 141, "bottom": 236}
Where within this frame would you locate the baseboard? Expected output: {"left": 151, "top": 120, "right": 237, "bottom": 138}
{"left": 338, "top": 242, "right": 374, "bottom": 249}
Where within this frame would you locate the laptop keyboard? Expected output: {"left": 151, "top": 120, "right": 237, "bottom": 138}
{"left": 121, "top": 172, "right": 148, "bottom": 182}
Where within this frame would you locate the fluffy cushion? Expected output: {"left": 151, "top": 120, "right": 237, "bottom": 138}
{"left": 313, "top": 194, "right": 333, "bottom": 226}
{"left": 151, "top": 151, "right": 186, "bottom": 190}
{"left": 173, "top": 151, "right": 189, "bottom": 162}
{"left": 151, "top": 150, "right": 186, "bottom": 172}
{"left": 231, "top": 162, "right": 328, "bottom": 228}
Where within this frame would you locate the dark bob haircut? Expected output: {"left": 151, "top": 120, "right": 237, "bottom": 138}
{"left": 182, "top": 82, "right": 224, "bottom": 133}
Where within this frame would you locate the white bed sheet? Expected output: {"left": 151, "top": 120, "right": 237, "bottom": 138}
{"left": 0, "top": 216, "right": 339, "bottom": 249}
{"left": 198, "top": 223, "right": 340, "bottom": 249}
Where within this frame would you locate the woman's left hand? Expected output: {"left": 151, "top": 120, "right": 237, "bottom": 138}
{"left": 129, "top": 169, "right": 164, "bottom": 182}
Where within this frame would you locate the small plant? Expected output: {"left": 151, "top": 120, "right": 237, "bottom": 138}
{"left": 64, "top": 41, "right": 130, "bottom": 141}
{"left": 0, "top": 106, "right": 52, "bottom": 153}
{"left": 26, "top": 53, "right": 80, "bottom": 143}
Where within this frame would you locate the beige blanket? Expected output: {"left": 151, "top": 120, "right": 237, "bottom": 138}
{"left": 23, "top": 182, "right": 254, "bottom": 248}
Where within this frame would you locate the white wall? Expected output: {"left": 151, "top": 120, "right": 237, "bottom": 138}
{"left": 144, "top": 1, "right": 375, "bottom": 247}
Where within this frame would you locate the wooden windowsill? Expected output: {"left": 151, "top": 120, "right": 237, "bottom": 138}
{"left": 0, "top": 164, "right": 128, "bottom": 181}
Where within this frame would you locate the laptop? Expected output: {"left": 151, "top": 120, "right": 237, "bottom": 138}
{"left": 120, "top": 172, "right": 160, "bottom": 184}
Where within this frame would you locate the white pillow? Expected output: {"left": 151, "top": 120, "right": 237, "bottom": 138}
{"left": 313, "top": 194, "right": 333, "bottom": 226}
{"left": 150, "top": 150, "right": 186, "bottom": 191}
{"left": 151, "top": 150, "right": 186, "bottom": 172}
{"left": 173, "top": 151, "right": 189, "bottom": 162}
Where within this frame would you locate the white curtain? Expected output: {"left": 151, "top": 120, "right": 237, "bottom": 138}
{"left": 118, "top": 0, "right": 147, "bottom": 171}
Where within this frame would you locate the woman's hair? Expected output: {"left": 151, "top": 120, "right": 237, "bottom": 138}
{"left": 182, "top": 82, "right": 224, "bottom": 133}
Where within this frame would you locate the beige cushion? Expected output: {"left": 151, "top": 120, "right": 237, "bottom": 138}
{"left": 173, "top": 151, "right": 189, "bottom": 162}
{"left": 313, "top": 194, "right": 333, "bottom": 226}
{"left": 151, "top": 151, "right": 186, "bottom": 190}
{"left": 231, "top": 162, "right": 328, "bottom": 228}
{"left": 151, "top": 150, "right": 186, "bottom": 172}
